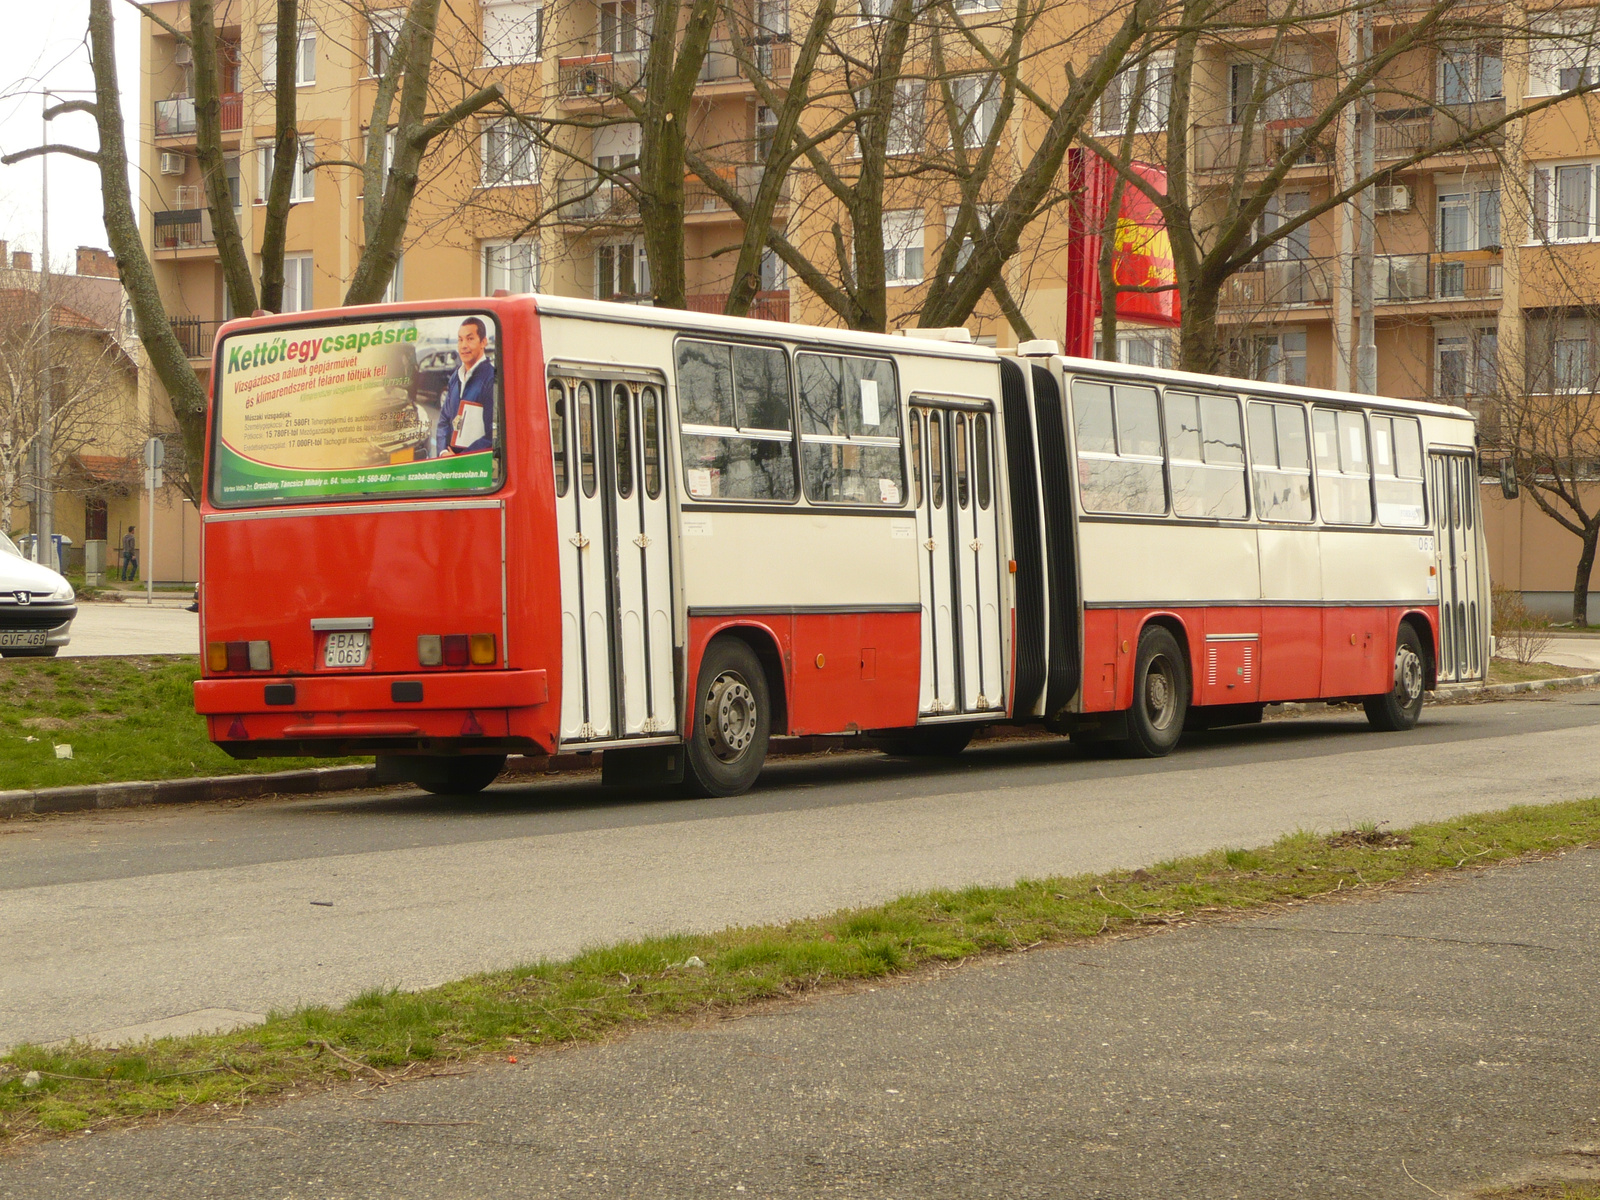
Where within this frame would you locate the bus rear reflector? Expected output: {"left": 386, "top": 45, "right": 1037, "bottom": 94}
{"left": 417, "top": 635, "right": 443, "bottom": 666}
{"left": 442, "top": 635, "right": 470, "bottom": 667}
{"left": 248, "top": 641, "right": 272, "bottom": 671}
{"left": 469, "top": 633, "right": 496, "bottom": 665}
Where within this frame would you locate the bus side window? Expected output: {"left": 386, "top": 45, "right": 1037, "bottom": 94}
{"left": 797, "top": 352, "right": 905, "bottom": 506}
{"left": 1072, "top": 379, "right": 1166, "bottom": 515}
{"left": 613, "top": 383, "right": 634, "bottom": 500}
{"left": 908, "top": 410, "right": 924, "bottom": 507}
{"left": 1313, "top": 407, "right": 1373, "bottom": 525}
{"left": 1373, "top": 415, "right": 1426, "bottom": 527}
{"left": 676, "top": 339, "right": 796, "bottom": 502}
{"left": 929, "top": 410, "right": 944, "bottom": 509}
{"left": 578, "top": 382, "right": 597, "bottom": 498}
{"left": 955, "top": 412, "right": 970, "bottom": 509}
{"left": 1247, "top": 400, "right": 1313, "bottom": 522}
{"left": 975, "top": 413, "right": 991, "bottom": 510}
{"left": 549, "top": 380, "right": 568, "bottom": 498}
{"left": 642, "top": 386, "right": 662, "bottom": 499}
{"left": 1166, "top": 392, "right": 1246, "bottom": 519}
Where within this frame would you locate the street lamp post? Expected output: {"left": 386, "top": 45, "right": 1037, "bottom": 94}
{"left": 35, "top": 89, "right": 52, "bottom": 564}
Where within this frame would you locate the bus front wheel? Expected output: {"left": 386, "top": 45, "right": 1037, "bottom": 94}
{"left": 683, "top": 638, "right": 771, "bottom": 798}
{"left": 383, "top": 753, "right": 506, "bottom": 795}
{"left": 1364, "top": 624, "right": 1426, "bottom": 732}
{"left": 1126, "top": 625, "right": 1188, "bottom": 758}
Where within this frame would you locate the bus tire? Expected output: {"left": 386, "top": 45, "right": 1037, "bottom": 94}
{"left": 1126, "top": 625, "right": 1188, "bottom": 758}
{"left": 386, "top": 753, "right": 506, "bottom": 795}
{"left": 683, "top": 637, "right": 771, "bottom": 798}
{"left": 878, "top": 724, "right": 975, "bottom": 757}
{"left": 1364, "top": 624, "right": 1426, "bottom": 732}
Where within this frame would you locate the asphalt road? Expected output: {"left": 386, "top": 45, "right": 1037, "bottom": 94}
{"left": 59, "top": 601, "right": 197, "bottom": 657}
{"left": 3, "top": 692, "right": 1599, "bottom": 1051}
{"left": 7, "top": 843, "right": 1600, "bottom": 1198}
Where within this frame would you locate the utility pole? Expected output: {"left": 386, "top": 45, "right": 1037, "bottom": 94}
{"left": 1355, "top": 13, "right": 1377, "bottom": 395}
{"left": 35, "top": 89, "right": 53, "bottom": 564}
{"left": 1336, "top": 14, "right": 1356, "bottom": 393}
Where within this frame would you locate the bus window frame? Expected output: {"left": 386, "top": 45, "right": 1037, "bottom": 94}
{"left": 672, "top": 334, "right": 800, "bottom": 507}
{"left": 207, "top": 308, "right": 510, "bottom": 510}
{"left": 793, "top": 349, "right": 909, "bottom": 509}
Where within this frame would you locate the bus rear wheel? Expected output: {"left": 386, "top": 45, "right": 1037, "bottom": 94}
{"left": 683, "top": 638, "right": 771, "bottom": 798}
{"left": 1364, "top": 624, "right": 1426, "bottom": 732}
{"left": 383, "top": 753, "right": 506, "bottom": 795}
{"left": 1126, "top": 625, "right": 1188, "bottom": 758}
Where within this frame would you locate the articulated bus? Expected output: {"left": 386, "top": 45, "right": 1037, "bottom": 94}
{"left": 193, "top": 295, "right": 1488, "bottom": 796}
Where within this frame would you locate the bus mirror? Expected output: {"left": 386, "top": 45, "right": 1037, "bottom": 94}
{"left": 1499, "top": 458, "right": 1519, "bottom": 500}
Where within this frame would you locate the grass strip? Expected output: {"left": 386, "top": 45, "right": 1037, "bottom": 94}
{"left": 4, "top": 796, "right": 1600, "bottom": 1142}
{"left": 0, "top": 656, "right": 367, "bottom": 791}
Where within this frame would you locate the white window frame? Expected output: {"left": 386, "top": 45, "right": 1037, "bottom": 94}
{"left": 382, "top": 253, "right": 405, "bottom": 304}
{"left": 951, "top": 74, "right": 1001, "bottom": 149}
{"left": 1096, "top": 54, "right": 1173, "bottom": 135}
{"left": 366, "top": 9, "right": 406, "bottom": 77}
{"left": 281, "top": 253, "right": 315, "bottom": 312}
{"left": 481, "top": 0, "right": 544, "bottom": 66}
{"left": 595, "top": 239, "right": 651, "bottom": 301}
{"left": 597, "top": 0, "right": 642, "bottom": 55}
{"left": 260, "top": 24, "right": 317, "bottom": 88}
{"left": 483, "top": 238, "right": 538, "bottom": 294}
{"left": 759, "top": 247, "right": 786, "bottom": 292}
{"left": 1241, "top": 328, "right": 1307, "bottom": 386}
{"left": 1434, "top": 175, "right": 1499, "bottom": 253}
{"left": 1094, "top": 328, "right": 1175, "bottom": 369}
{"left": 1531, "top": 160, "right": 1600, "bottom": 243}
{"left": 882, "top": 208, "right": 925, "bottom": 286}
{"left": 1528, "top": 13, "right": 1600, "bottom": 97}
{"left": 1433, "top": 324, "right": 1497, "bottom": 397}
{"left": 943, "top": 203, "right": 994, "bottom": 278}
{"left": 481, "top": 118, "right": 539, "bottom": 187}
{"left": 257, "top": 136, "right": 316, "bottom": 204}
{"left": 1437, "top": 42, "right": 1502, "bottom": 105}
{"left": 859, "top": 0, "right": 893, "bottom": 20}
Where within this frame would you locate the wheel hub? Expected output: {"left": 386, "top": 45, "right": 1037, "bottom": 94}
{"left": 705, "top": 672, "right": 756, "bottom": 762}
{"left": 1144, "top": 659, "right": 1176, "bottom": 730}
{"left": 1394, "top": 644, "right": 1423, "bottom": 704}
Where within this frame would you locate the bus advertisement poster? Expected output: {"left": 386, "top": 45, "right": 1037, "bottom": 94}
{"left": 211, "top": 313, "right": 500, "bottom": 505}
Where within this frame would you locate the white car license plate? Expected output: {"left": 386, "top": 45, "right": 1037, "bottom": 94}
{"left": 324, "top": 631, "right": 370, "bottom": 668}
{"left": 0, "top": 629, "right": 47, "bottom": 648}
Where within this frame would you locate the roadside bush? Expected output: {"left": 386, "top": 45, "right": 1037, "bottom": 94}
{"left": 1491, "top": 586, "right": 1554, "bottom": 665}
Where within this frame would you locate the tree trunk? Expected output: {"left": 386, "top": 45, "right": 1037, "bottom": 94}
{"left": 1178, "top": 283, "right": 1222, "bottom": 374}
{"left": 1574, "top": 525, "right": 1598, "bottom": 626}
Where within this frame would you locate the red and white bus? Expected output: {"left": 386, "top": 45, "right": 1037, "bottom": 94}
{"left": 193, "top": 296, "right": 1488, "bottom": 796}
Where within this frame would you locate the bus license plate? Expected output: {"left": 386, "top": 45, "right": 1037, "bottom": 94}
{"left": 324, "top": 631, "right": 370, "bottom": 668}
{"left": 0, "top": 630, "right": 47, "bottom": 648}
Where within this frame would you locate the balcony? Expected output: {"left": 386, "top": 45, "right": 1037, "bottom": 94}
{"left": 555, "top": 171, "right": 640, "bottom": 220}
{"left": 685, "top": 291, "right": 790, "bottom": 322}
{"left": 169, "top": 316, "right": 222, "bottom": 360}
{"left": 152, "top": 208, "right": 215, "bottom": 252}
{"left": 1375, "top": 100, "right": 1505, "bottom": 161}
{"left": 1194, "top": 122, "right": 1335, "bottom": 172}
{"left": 1220, "top": 257, "right": 1335, "bottom": 308}
{"left": 683, "top": 164, "right": 792, "bottom": 214}
{"left": 154, "top": 93, "right": 242, "bottom": 137}
{"left": 557, "top": 54, "right": 642, "bottom": 101}
{"left": 1375, "top": 253, "right": 1502, "bottom": 302}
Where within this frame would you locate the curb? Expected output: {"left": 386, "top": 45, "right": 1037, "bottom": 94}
{"left": 1433, "top": 670, "right": 1600, "bottom": 700}
{"left": 0, "top": 754, "right": 590, "bottom": 820}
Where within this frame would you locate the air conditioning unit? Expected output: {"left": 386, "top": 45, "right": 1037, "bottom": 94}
{"left": 173, "top": 43, "right": 193, "bottom": 66}
{"left": 159, "top": 151, "right": 186, "bottom": 176}
{"left": 1375, "top": 184, "right": 1411, "bottom": 213}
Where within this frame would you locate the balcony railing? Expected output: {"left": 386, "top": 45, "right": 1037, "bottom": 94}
{"left": 555, "top": 171, "right": 640, "bottom": 219}
{"left": 154, "top": 93, "right": 242, "bottom": 137}
{"left": 1220, "top": 257, "right": 1335, "bottom": 307}
{"left": 1194, "top": 122, "right": 1335, "bottom": 172}
{"left": 684, "top": 291, "right": 790, "bottom": 322}
{"left": 169, "top": 317, "right": 222, "bottom": 359}
{"left": 153, "top": 208, "right": 214, "bottom": 251}
{"left": 683, "top": 164, "right": 792, "bottom": 213}
{"left": 1375, "top": 100, "right": 1505, "bottom": 160}
{"left": 557, "top": 54, "right": 642, "bottom": 99}
{"left": 1222, "top": 253, "right": 1502, "bottom": 310}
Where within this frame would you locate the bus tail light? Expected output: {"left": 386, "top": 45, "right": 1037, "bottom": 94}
{"left": 442, "top": 634, "right": 470, "bottom": 667}
{"left": 207, "top": 641, "right": 229, "bottom": 672}
{"left": 248, "top": 641, "right": 272, "bottom": 671}
{"left": 417, "top": 635, "right": 443, "bottom": 666}
{"left": 469, "top": 633, "right": 497, "bottom": 665}
{"left": 209, "top": 641, "right": 272, "bottom": 672}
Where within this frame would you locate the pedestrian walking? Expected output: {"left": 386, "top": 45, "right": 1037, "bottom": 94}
{"left": 120, "top": 526, "right": 138, "bottom": 581}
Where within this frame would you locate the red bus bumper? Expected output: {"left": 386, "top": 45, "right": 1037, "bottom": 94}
{"left": 195, "top": 669, "right": 554, "bottom": 758}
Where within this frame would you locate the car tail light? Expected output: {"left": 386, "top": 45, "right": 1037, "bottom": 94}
{"left": 469, "top": 633, "right": 496, "bottom": 665}
{"left": 417, "top": 635, "right": 442, "bottom": 666}
{"left": 247, "top": 641, "right": 272, "bottom": 671}
{"left": 207, "top": 641, "right": 228, "bottom": 672}
{"left": 442, "top": 634, "right": 469, "bottom": 667}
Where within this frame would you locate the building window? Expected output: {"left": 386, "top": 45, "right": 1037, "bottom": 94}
{"left": 260, "top": 24, "right": 317, "bottom": 87}
{"left": 760, "top": 247, "right": 786, "bottom": 292}
{"left": 598, "top": 1, "right": 640, "bottom": 54}
{"left": 951, "top": 74, "right": 1000, "bottom": 148}
{"left": 1438, "top": 43, "right": 1502, "bottom": 105}
{"left": 281, "top": 253, "right": 314, "bottom": 312}
{"left": 860, "top": 0, "right": 893, "bottom": 19}
{"left": 1093, "top": 328, "right": 1174, "bottom": 369}
{"left": 367, "top": 9, "right": 406, "bottom": 76}
{"left": 1528, "top": 15, "right": 1600, "bottom": 96}
{"left": 1437, "top": 178, "right": 1499, "bottom": 252}
{"left": 482, "top": 119, "right": 538, "bottom": 186}
{"left": 482, "top": 1, "right": 543, "bottom": 65}
{"left": 882, "top": 209, "right": 925, "bottom": 286}
{"left": 1257, "top": 190, "right": 1310, "bottom": 261}
{"left": 755, "top": 105, "right": 778, "bottom": 162}
{"left": 1097, "top": 55, "right": 1173, "bottom": 134}
{"left": 596, "top": 241, "right": 650, "bottom": 300}
{"left": 1230, "top": 53, "right": 1312, "bottom": 125}
{"left": 257, "top": 136, "right": 315, "bottom": 203}
{"left": 1531, "top": 161, "right": 1600, "bottom": 242}
{"left": 483, "top": 238, "right": 537, "bottom": 294}
{"left": 383, "top": 254, "right": 404, "bottom": 304}
{"left": 1234, "top": 329, "right": 1306, "bottom": 386}
{"left": 1526, "top": 314, "right": 1592, "bottom": 394}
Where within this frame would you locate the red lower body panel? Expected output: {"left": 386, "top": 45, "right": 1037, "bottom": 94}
{"left": 1080, "top": 606, "right": 1437, "bottom": 712}
{"left": 686, "top": 612, "right": 920, "bottom": 736}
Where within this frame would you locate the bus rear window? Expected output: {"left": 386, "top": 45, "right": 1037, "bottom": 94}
{"left": 211, "top": 312, "right": 503, "bottom": 506}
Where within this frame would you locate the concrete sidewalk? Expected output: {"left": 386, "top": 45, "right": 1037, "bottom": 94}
{"left": 7, "top": 848, "right": 1599, "bottom": 1198}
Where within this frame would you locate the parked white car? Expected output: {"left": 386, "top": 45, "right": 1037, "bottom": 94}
{"left": 0, "top": 534, "right": 75, "bottom": 657}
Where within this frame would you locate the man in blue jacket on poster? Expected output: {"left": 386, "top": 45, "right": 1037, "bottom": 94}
{"left": 435, "top": 317, "right": 496, "bottom": 457}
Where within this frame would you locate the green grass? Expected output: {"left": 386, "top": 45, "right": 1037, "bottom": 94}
{"left": 4, "top": 797, "right": 1599, "bottom": 1143}
{"left": 1486, "top": 659, "right": 1590, "bottom": 685}
{"left": 0, "top": 656, "right": 367, "bottom": 791}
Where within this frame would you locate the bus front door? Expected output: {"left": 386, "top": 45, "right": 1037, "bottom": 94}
{"left": 552, "top": 375, "right": 677, "bottom": 743}
{"left": 910, "top": 404, "right": 1006, "bottom": 716}
{"left": 1430, "top": 451, "right": 1486, "bottom": 683}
